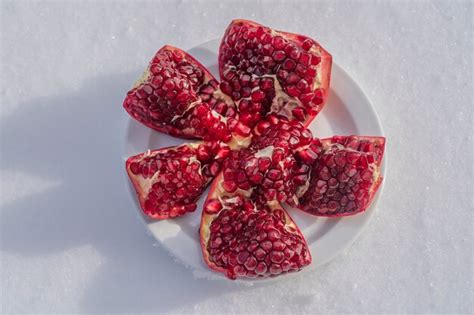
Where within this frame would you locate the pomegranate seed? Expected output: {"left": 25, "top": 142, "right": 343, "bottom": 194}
{"left": 286, "top": 86, "right": 301, "bottom": 97}
{"left": 270, "top": 251, "right": 284, "bottom": 264}
{"left": 255, "top": 262, "right": 267, "bottom": 275}
{"left": 302, "top": 39, "right": 313, "bottom": 51}
{"left": 272, "top": 50, "right": 286, "bottom": 62}
{"left": 272, "top": 36, "right": 285, "bottom": 50}
{"left": 305, "top": 51, "right": 320, "bottom": 66}
{"left": 258, "top": 158, "right": 272, "bottom": 172}
{"left": 129, "top": 162, "right": 140, "bottom": 174}
{"left": 261, "top": 240, "right": 272, "bottom": 251}
{"left": 282, "top": 59, "right": 296, "bottom": 71}
{"left": 286, "top": 73, "right": 300, "bottom": 84}
{"left": 277, "top": 69, "right": 288, "bottom": 81}
{"left": 267, "top": 169, "right": 282, "bottom": 180}
{"left": 244, "top": 257, "right": 258, "bottom": 270}
{"left": 297, "top": 79, "right": 309, "bottom": 91}
{"left": 289, "top": 48, "right": 301, "bottom": 60}
{"left": 269, "top": 264, "right": 282, "bottom": 275}
{"left": 255, "top": 120, "right": 271, "bottom": 134}
{"left": 255, "top": 248, "right": 266, "bottom": 260}
{"left": 260, "top": 78, "right": 273, "bottom": 91}
{"left": 292, "top": 107, "right": 306, "bottom": 121}
{"left": 241, "top": 74, "right": 251, "bottom": 86}
{"left": 312, "top": 89, "right": 324, "bottom": 104}
{"left": 251, "top": 90, "right": 265, "bottom": 102}
{"left": 235, "top": 122, "right": 251, "bottom": 136}
{"left": 220, "top": 81, "right": 232, "bottom": 95}
{"left": 223, "top": 180, "right": 238, "bottom": 192}
{"left": 299, "top": 52, "right": 311, "bottom": 66}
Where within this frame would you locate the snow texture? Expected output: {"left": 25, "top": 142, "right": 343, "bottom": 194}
{"left": 1, "top": 1, "right": 472, "bottom": 314}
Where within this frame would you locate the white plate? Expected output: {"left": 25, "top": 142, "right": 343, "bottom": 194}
{"left": 123, "top": 39, "right": 386, "bottom": 282}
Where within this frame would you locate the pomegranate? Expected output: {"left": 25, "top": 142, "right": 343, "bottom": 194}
{"left": 122, "top": 20, "right": 386, "bottom": 280}
{"left": 219, "top": 19, "right": 332, "bottom": 127}
{"left": 201, "top": 186, "right": 311, "bottom": 279}
{"left": 126, "top": 142, "right": 229, "bottom": 219}
{"left": 296, "top": 136, "right": 385, "bottom": 217}
{"left": 123, "top": 45, "right": 239, "bottom": 142}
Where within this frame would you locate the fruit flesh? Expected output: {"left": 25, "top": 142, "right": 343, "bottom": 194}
{"left": 296, "top": 136, "right": 385, "bottom": 217}
{"left": 201, "top": 175, "right": 311, "bottom": 279}
{"left": 217, "top": 115, "right": 319, "bottom": 206}
{"left": 123, "top": 45, "right": 237, "bottom": 142}
{"left": 219, "top": 19, "right": 332, "bottom": 127}
{"left": 126, "top": 142, "right": 229, "bottom": 220}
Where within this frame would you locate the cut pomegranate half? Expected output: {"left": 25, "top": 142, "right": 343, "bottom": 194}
{"left": 126, "top": 142, "right": 229, "bottom": 219}
{"left": 296, "top": 136, "right": 385, "bottom": 217}
{"left": 219, "top": 19, "right": 332, "bottom": 127}
{"left": 123, "top": 45, "right": 239, "bottom": 142}
{"left": 200, "top": 184, "right": 311, "bottom": 280}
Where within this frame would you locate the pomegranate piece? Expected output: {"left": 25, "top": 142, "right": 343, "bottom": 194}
{"left": 123, "top": 45, "right": 237, "bottom": 142}
{"left": 126, "top": 142, "right": 229, "bottom": 219}
{"left": 249, "top": 115, "right": 320, "bottom": 205}
{"left": 200, "top": 190, "right": 311, "bottom": 279}
{"left": 219, "top": 19, "right": 332, "bottom": 127}
{"left": 218, "top": 114, "right": 318, "bottom": 206}
{"left": 296, "top": 136, "right": 385, "bottom": 217}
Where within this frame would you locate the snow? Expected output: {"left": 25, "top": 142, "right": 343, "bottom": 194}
{"left": 1, "top": 1, "right": 472, "bottom": 313}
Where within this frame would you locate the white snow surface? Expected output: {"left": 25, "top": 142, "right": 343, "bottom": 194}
{"left": 1, "top": 1, "right": 472, "bottom": 314}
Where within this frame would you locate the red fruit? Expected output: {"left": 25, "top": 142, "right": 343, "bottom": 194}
{"left": 122, "top": 21, "right": 386, "bottom": 281}
{"left": 126, "top": 142, "right": 229, "bottom": 219}
{"left": 296, "top": 136, "right": 385, "bottom": 217}
{"left": 123, "top": 45, "right": 237, "bottom": 142}
{"left": 200, "top": 188, "right": 311, "bottom": 279}
{"left": 219, "top": 19, "right": 332, "bottom": 126}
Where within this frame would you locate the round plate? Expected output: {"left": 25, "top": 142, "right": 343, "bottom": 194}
{"left": 123, "top": 39, "right": 386, "bottom": 282}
